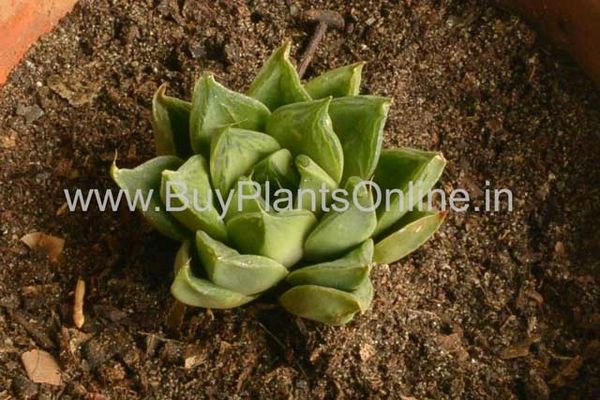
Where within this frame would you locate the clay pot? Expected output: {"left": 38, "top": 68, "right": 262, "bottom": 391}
{"left": 497, "top": 0, "right": 600, "bottom": 86}
{"left": 0, "top": 1, "right": 598, "bottom": 86}
{"left": 0, "top": 0, "right": 78, "bottom": 85}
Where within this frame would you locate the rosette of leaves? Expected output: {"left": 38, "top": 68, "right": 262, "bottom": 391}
{"left": 111, "top": 41, "right": 447, "bottom": 325}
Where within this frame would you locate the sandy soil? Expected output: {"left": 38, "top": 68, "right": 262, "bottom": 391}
{"left": 0, "top": 0, "right": 598, "bottom": 398}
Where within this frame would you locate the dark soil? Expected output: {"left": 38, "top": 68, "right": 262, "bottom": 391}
{"left": 0, "top": 0, "right": 598, "bottom": 398}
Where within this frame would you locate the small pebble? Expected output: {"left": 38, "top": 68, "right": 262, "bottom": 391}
{"left": 16, "top": 104, "right": 44, "bottom": 124}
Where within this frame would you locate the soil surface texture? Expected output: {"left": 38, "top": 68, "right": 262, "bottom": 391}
{"left": 0, "top": 0, "right": 598, "bottom": 399}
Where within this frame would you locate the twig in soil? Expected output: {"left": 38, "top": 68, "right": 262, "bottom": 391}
{"left": 73, "top": 277, "right": 86, "bottom": 329}
{"left": 138, "top": 331, "right": 185, "bottom": 344}
{"left": 5, "top": 309, "right": 56, "bottom": 350}
{"left": 256, "top": 321, "right": 307, "bottom": 379}
{"left": 297, "top": 9, "right": 345, "bottom": 78}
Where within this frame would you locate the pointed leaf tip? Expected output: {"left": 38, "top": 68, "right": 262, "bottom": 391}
{"left": 111, "top": 156, "right": 189, "bottom": 241}
{"left": 279, "top": 275, "right": 374, "bottom": 325}
{"left": 329, "top": 95, "right": 391, "bottom": 181}
{"left": 227, "top": 209, "right": 317, "bottom": 267}
{"left": 279, "top": 285, "right": 362, "bottom": 325}
{"left": 247, "top": 41, "right": 310, "bottom": 110}
{"left": 305, "top": 62, "right": 366, "bottom": 99}
{"left": 152, "top": 83, "right": 192, "bottom": 157}
{"left": 172, "top": 241, "right": 258, "bottom": 308}
{"left": 160, "top": 155, "right": 227, "bottom": 241}
{"left": 266, "top": 97, "right": 344, "bottom": 184}
{"left": 196, "top": 231, "right": 288, "bottom": 295}
{"left": 304, "top": 177, "right": 377, "bottom": 260}
{"left": 287, "top": 240, "right": 373, "bottom": 291}
{"left": 210, "top": 127, "right": 281, "bottom": 194}
{"left": 373, "top": 148, "right": 447, "bottom": 235}
{"left": 171, "top": 257, "right": 257, "bottom": 309}
{"left": 374, "top": 210, "right": 446, "bottom": 265}
{"left": 190, "top": 73, "right": 270, "bottom": 156}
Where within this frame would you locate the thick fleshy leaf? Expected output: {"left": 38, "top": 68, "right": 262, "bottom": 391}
{"left": 287, "top": 240, "right": 373, "bottom": 291}
{"left": 252, "top": 149, "right": 299, "bottom": 190}
{"left": 373, "top": 148, "right": 446, "bottom": 236}
{"left": 374, "top": 211, "right": 447, "bottom": 264}
{"left": 160, "top": 155, "right": 227, "bottom": 241}
{"left": 304, "top": 177, "right": 377, "bottom": 261}
{"left": 279, "top": 285, "right": 362, "bottom": 325}
{"left": 190, "top": 73, "right": 270, "bottom": 156}
{"left": 266, "top": 98, "right": 344, "bottom": 183}
{"left": 111, "top": 156, "right": 188, "bottom": 241}
{"left": 304, "top": 62, "right": 364, "bottom": 99}
{"left": 226, "top": 209, "right": 317, "bottom": 267}
{"left": 210, "top": 127, "right": 280, "bottom": 194}
{"left": 173, "top": 240, "right": 192, "bottom": 274}
{"left": 196, "top": 231, "right": 288, "bottom": 295}
{"left": 171, "top": 241, "right": 256, "bottom": 308}
{"left": 329, "top": 96, "right": 390, "bottom": 181}
{"left": 246, "top": 41, "right": 310, "bottom": 110}
{"left": 352, "top": 274, "right": 374, "bottom": 312}
{"left": 295, "top": 154, "right": 338, "bottom": 212}
{"left": 152, "top": 84, "right": 192, "bottom": 157}
{"left": 226, "top": 176, "right": 267, "bottom": 221}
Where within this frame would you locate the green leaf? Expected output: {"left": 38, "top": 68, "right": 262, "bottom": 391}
{"left": 352, "top": 274, "right": 374, "bottom": 312}
{"left": 173, "top": 239, "right": 192, "bottom": 274}
{"left": 247, "top": 41, "right": 311, "bottom": 110}
{"left": 210, "top": 127, "right": 280, "bottom": 194}
{"left": 295, "top": 154, "right": 338, "bottom": 212}
{"left": 373, "top": 148, "right": 446, "bottom": 236}
{"left": 252, "top": 148, "right": 299, "bottom": 190}
{"left": 111, "top": 156, "right": 188, "bottom": 241}
{"left": 196, "top": 231, "right": 288, "bottom": 295}
{"left": 287, "top": 240, "right": 373, "bottom": 291}
{"left": 190, "top": 73, "right": 270, "bottom": 156}
{"left": 226, "top": 209, "right": 317, "bottom": 267}
{"left": 266, "top": 97, "right": 344, "bottom": 183}
{"left": 329, "top": 96, "right": 391, "bottom": 181}
{"left": 171, "top": 241, "right": 257, "bottom": 308}
{"left": 225, "top": 176, "right": 267, "bottom": 221}
{"left": 304, "top": 62, "right": 364, "bottom": 99}
{"left": 152, "top": 84, "right": 192, "bottom": 157}
{"left": 160, "top": 155, "right": 227, "bottom": 242}
{"left": 279, "top": 285, "right": 362, "bottom": 325}
{"left": 374, "top": 211, "right": 447, "bottom": 264}
{"left": 304, "top": 177, "right": 377, "bottom": 261}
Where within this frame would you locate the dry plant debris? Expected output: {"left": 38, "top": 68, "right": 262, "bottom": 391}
{"left": 21, "top": 349, "right": 62, "bottom": 386}
{"left": 73, "top": 278, "right": 86, "bottom": 329}
{"left": 20, "top": 232, "right": 65, "bottom": 263}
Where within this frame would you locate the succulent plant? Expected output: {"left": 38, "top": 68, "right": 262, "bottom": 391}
{"left": 111, "top": 41, "right": 447, "bottom": 325}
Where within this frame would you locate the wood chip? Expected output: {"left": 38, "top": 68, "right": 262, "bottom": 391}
{"left": 145, "top": 334, "right": 159, "bottom": 358}
{"left": 184, "top": 345, "right": 205, "bottom": 369}
{"left": 47, "top": 73, "right": 102, "bottom": 107}
{"left": 437, "top": 333, "right": 469, "bottom": 362}
{"left": 165, "top": 300, "right": 186, "bottom": 337}
{"left": 21, "top": 349, "right": 62, "bottom": 386}
{"left": 93, "top": 304, "right": 127, "bottom": 322}
{"left": 55, "top": 202, "right": 69, "bottom": 216}
{"left": 73, "top": 278, "right": 85, "bottom": 329}
{"left": 549, "top": 356, "right": 583, "bottom": 387}
{"left": 20, "top": 232, "right": 65, "bottom": 263}
{"left": 525, "top": 288, "right": 544, "bottom": 304}
{"left": 500, "top": 335, "right": 541, "bottom": 360}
